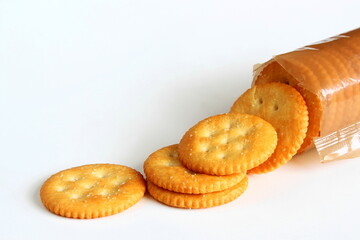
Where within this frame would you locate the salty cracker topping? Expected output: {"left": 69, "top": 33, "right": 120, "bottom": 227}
{"left": 144, "top": 144, "right": 246, "bottom": 194}
{"left": 147, "top": 176, "right": 248, "bottom": 209}
{"left": 40, "top": 164, "right": 146, "bottom": 219}
{"left": 178, "top": 113, "right": 278, "bottom": 175}
{"left": 230, "top": 82, "right": 309, "bottom": 174}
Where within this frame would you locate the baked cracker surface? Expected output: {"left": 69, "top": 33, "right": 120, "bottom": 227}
{"left": 230, "top": 82, "right": 309, "bottom": 174}
{"left": 144, "top": 144, "right": 246, "bottom": 194}
{"left": 40, "top": 164, "right": 146, "bottom": 219}
{"left": 178, "top": 113, "right": 277, "bottom": 175}
{"left": 147, "top": 176, "right": 248, "bottom": 209}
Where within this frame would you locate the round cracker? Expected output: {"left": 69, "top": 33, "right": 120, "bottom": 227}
{"left": 144, "top": 144, "right": 246, "bottom": 194}
{"left": 254, "top": 60, "right": 321, "bottom": 152}
{"left": 40, "top": 164, "right": 146, "bottom": 219}
{"left": 147, "top": 176, "right": 248, "bottom": 209}
{"left": 230, "top": 82, "right": 309, "bottom": 174}
{"left": 178, "top": 113, "right": 277, "bottom": 175}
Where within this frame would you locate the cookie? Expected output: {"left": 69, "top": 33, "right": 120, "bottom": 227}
{"left": 40, "top": 164, "right": 146, "bottom": 219}
{"left": 178, "top": 113, "right": 277, "bottom": 175}
{"left": 144, "top": 144, "right": 246, "bottom": 194}
{"left": 147, "top": 176, "right": 248, "bottom": 209}
{"left": 230, "top": 82, "right": 309, "bottom": 174}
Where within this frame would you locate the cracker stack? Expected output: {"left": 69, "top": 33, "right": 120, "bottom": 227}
{"left": 144, "top": 113, "right": 277, "bottom": 209}
{"left": 145, "top": 144, "right": 249, "bottom": 209}
{"left": 145, "top": 82, "right": 309, "bottom": 208}
{"left": 253, "top": 28, "right": 360, "bottom": 152}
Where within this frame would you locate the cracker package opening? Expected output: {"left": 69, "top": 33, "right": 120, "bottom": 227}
{"left": 252, "top": 28, "right": 360, "bottom": 162}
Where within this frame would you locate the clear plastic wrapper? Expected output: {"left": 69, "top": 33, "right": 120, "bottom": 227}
{"left": 314, "top": 122, "right": 360, "bottom": 162}
{"left": 252, "top": 28, "right": 360, "bottom": 160}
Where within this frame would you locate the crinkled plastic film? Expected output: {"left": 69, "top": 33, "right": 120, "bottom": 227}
{"left": 314, "top": 122, "right": 360, "bottom": 162}
{"left": 252, "top": 28, "right": 360, "bottom": 162}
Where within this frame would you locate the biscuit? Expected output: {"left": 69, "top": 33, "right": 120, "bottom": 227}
{"left": 230, "top": 82, "right": 309, "bottom": 174}
{"left": 147, "top": 176, "right": 248, "bottom": 209}
{"left": 144, "top": 144, "right": 246, "bottom": 194}
{"left": 178, "top": 113, "right": 277, "bottom": 175}
{"left": 40, "top": 164, "right": 146, "bottom": 219}
{"left": 253, "top": 60, "right": 321, "bottom": 152}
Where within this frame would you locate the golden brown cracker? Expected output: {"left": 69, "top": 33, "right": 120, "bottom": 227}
{"left": 254, "top": 60, "right": 320, "bottom": 152}
{"left": 230, "top": 82, "right": 309, "bottom": 174}
{"left": 144, "top": 144, "right": 246, "bottom": 194}
{"left": 147, "top": 176, "right": 248, "bottom": 209}
{"left": 40, "top": 164, "right": 146, "bottom": 219}
{"left": 178, "top": 113, "right": 277, "bottom": 175}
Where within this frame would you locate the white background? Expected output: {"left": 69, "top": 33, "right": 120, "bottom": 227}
{"left": 1, "top": 0, "right": 360, "bottom": 239}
